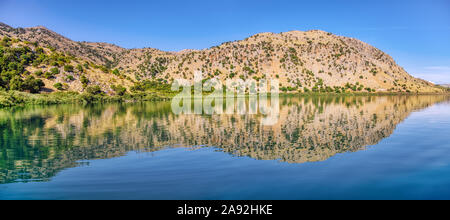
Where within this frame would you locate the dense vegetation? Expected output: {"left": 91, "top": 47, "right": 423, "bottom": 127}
{"left": 0, "top": 36, "right": 117, "bottom": 95}
{"left": 0, "top": 36, "right": 177, "bottom": 107}
{"left": 0, "top": 37, "right": 46, "bottom": 93}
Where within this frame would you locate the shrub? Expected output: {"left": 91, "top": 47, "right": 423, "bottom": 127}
{"left": 111, "top": 85, "right": 127, "bottom": 96}
{"left": 65, "top": 75, "right": 74, "bottom": 81}
{"left": 370, "top": 68, "right": 378, "bottom": 76}
{"left": 76, "top": 64, "right": 83, "bottom": 73}
{"left": 35, "top": 47, "right": 44, "bottom": 54}
{"left": 51, "top": 61, "right": 59, "bottom": 67}
{"left": 80, "top": 75, "right": 89, "bottom": 87}
{"left": 50, "top": 67, "right": 60, "bottom": 75}
{"left": 44, "top": 72, "right": 54, "bottom": 79}
{"left": 34, "top": 70, "right": 43, "bottom": 76}
{"left": 64, "top": 65, "right": 74, "bottom": 72}
{"left": 130, "top": 80, "right": 172, "bottom": 93}
{"left": 0, "top": 36, "right": 11, "bottom": 47}
{"left": 312, "top": 86, "right": 319, "bottom": 92}
{"left": 112, "top": 69, "right": 120, "bottom": 76}
{"left": 100, "top": 66, "right": 109, "bottom": 73}
{"left": 53, "top": 82, "right": 64, "bottom": 90}
{"left": 85, "top": 85, "right": 102, "bottom": 95}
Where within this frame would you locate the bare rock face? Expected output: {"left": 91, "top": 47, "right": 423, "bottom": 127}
{"left": 0, "top": 23, "right": 445, "bottom": 93}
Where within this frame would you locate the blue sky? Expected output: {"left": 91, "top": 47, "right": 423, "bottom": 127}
{"left": 1, "top": 0, "right": 449, "bottom": 83}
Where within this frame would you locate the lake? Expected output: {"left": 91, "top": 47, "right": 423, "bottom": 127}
{"left": 1, "top": 95, "right": 450, "bottom": 199}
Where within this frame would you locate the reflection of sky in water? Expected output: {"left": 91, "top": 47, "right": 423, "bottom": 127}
{"left": 0, "top": 96, "right": 450, "bottom": 199}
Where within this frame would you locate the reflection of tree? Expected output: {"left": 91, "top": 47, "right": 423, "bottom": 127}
{"left": 159, "top": 96, "right": 450, "bottom": 163}
{"left": 0, "top": 95, "right": 449, "bottom": 183}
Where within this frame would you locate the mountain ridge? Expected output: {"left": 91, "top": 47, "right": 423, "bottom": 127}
{"left": 0, "top": 22, "right": 446, "bottom": 94}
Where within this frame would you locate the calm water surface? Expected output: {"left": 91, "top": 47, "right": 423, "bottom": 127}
{"left": 1, "top": 95, "right": 450, "bottom": 199}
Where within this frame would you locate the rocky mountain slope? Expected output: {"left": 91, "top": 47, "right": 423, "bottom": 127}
{"left": 0, "top": 22, "right": 445, "bottom": 94}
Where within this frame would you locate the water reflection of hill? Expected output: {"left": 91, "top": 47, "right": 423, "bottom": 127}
{"left": 0, "top": 95, "right": 449, "bottom": 183}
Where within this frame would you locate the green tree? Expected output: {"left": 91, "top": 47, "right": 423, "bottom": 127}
{"left": 22, "top": 76, "right": 44, "bottom": 93}
{"left": 9, "top": 76, "right": 23, "bottom": 91}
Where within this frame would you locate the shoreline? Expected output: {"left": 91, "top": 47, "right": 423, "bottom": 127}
{"left": 1, "top": 90, "right": 449, "bottom": 109}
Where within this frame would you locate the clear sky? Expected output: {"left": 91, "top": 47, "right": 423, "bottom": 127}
{"left": 1, "top": 0, "right": 449, "bottom": 83}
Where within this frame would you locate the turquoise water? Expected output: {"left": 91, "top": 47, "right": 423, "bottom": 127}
{"left": 1, "top": 95, "right": 450, "bottom": 199}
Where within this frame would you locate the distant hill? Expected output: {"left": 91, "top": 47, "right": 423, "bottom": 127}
{"left": 0, "top": 22, "right": 445, "bottom": 94}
